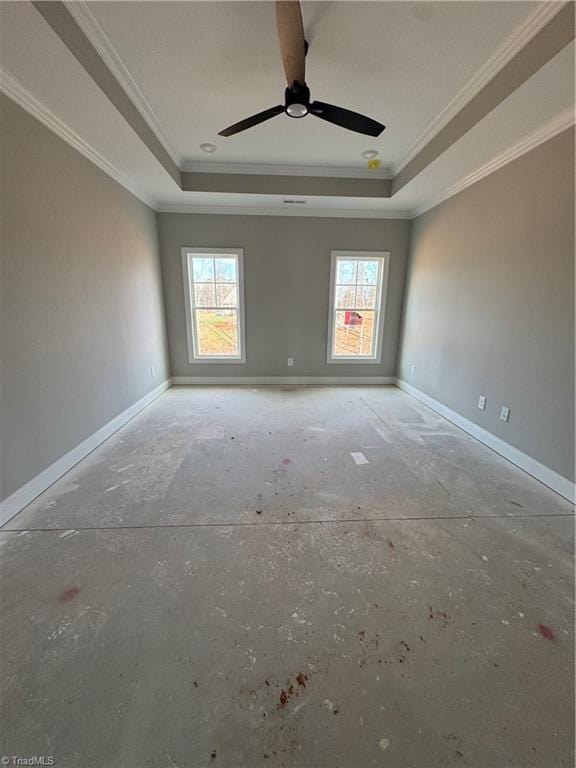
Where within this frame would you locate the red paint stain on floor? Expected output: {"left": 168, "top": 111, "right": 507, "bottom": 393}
{"left": 296, "top": 672, "right": 308, "bottom": 688}
{"left": 277, "top": 673, "right": 310, "bottom": 709}
{"left": 282, "top": 458, "right": 291, "bottom": 465}
{"left": 59, "top": 587, "right": 80, "bottom": 603}
{"left": 538, "top": 624, "right": 556, "bottom": 641}
{"left": 428, "top": 607, "right": 452, "bottom": 627}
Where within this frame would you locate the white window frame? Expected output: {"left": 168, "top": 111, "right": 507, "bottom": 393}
{"left": 327, "top": 250, "right": 390, "bottom": 364}
{"left": 181, "top": 247, "right": 246, "bottom": 364}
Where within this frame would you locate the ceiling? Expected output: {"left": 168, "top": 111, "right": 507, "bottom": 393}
{"left": 0, "top": 1, "right": 574, "bottom": 215}
{"left": 86, "top": 0, "right": 536, "bottom": 167}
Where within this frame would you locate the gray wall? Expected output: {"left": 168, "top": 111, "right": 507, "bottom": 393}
{"left": 398, "top": 129, "right": 575, "bottom": 482}
{"left": 158, "top": 214, "right": 411, "bottom": 379}
{"left": 0, "top": 96, "right": 170, "bottom": 501}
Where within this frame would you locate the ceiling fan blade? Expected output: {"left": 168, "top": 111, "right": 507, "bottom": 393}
{"left": 276, "top": 0, "right": 306, "bottom": 85}
{"left": 309, "top": 101, "right": 385, "bottom": 137}
{"left": 218, "top": 105, "right": 285, "bottom": 137}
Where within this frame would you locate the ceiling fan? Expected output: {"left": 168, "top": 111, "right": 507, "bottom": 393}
{"left": 218, "top": 0, "right": 385, "bottom": 138}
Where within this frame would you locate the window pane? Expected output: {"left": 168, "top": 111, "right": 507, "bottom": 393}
{"left": 335, "top": 285, "right": 355, "bottom": 309}
{"left": 195, "top": 309, "right": 238, "bottom": 356}
{"left": 216, "top": 283, "right": 237, "bottom": 308}
{"left": 356, "top": 285, "right": 377, "bottom": 309}
{"left": 192, "top": 257, "right": 214, "bottom": 282}
{"left": 333, "top": 310, "right": 376, "bottom": 357}
{"left": 215, "top": 257, "right": 237, "bottom": 283}
{"left": 336, "top": 259, "right": 357, "bottom": 285}
{"left": 194, "top": 283, "right": 216, "bottom": 308}
{"left": 357, "top": 260, "right": 379, "bottom": 285}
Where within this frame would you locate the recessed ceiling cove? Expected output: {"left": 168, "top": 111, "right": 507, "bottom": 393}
{"left": 85, "top": 0, "right": 536, "bottom": 167}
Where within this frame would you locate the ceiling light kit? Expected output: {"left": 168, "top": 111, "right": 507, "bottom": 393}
{"left": 218, "top": 0, "right": 386, "bottom": 138}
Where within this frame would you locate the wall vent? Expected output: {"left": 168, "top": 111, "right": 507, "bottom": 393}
{"left": 282, "top": 199, "right": 307, "bottom": 205}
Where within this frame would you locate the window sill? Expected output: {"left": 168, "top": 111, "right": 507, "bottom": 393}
{"left": 326, "top": 357, "right": 382, "bottom": 365}
{"left": 188, "top": 357, "right": 246, "bottom": 365}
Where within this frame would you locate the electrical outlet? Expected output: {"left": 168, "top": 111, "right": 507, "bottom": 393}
{"left": 478, "top": 395, "right": 487, "bottom": 410}
{"left": 500, "top": 406, "right": 510, "bottom": 422}
{"left": 150, "top": 366, "right": 156, "bottom": 378}
{"left": 287, "top": 358, "right": 294, "bottom": 367}
{"left": 410, "top": 364, "right": 416, "bottom": 375}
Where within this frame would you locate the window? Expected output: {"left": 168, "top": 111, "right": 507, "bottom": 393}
{"left": 181, "top": 248, "right": 246, "bottom": 363}
{"left": 327, "top": 251, "right": 389, "bottom": 362}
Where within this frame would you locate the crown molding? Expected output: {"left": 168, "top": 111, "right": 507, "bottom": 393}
{"left": 157, "top": 203, "right": 410, "bottom": 219}
{"left": 413, "top": 107, "right": 575, "bottom": 218}
{"left": 392, "top": 1, "right": 570, "bottom": 176}
{"left": 0, "top": 69, "right": 158, "bottom": 210}
{"left": 64, "top": 0, "right": 183, "bottom": 169}
{"left": 182, "top": 160, "right": 392, "bottom": 179}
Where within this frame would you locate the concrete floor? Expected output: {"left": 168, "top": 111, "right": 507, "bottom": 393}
{"left": 1, "top": 386, "right": 573, "bottom": 768}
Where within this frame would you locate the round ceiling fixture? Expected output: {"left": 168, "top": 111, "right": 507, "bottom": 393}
{"left": 200, "top": 143, "right": 217, "bottom": 153}
{"left": 286, "top": 103, "right": 308, "bottom": 118}
{"left": 361, "top": 149, "right": 379, "bottom": 160}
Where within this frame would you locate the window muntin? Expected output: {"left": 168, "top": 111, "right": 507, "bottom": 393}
{"left": 328, "top": 251, "right": 389, "bottom": 362}
{"left": 182, "top": 248, "right": 245, "bottom": 362}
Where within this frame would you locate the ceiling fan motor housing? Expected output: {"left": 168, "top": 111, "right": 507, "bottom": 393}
{"left": 285, "top": 82, "right": 310, "bottom": 117}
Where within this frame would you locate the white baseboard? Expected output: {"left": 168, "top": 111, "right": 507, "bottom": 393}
{"left": 172, "top": 376, "right": 395, "bottom": 386}
{"left": 395, "top": 379, "right": 575, "bottom": 503}
{"left": 0, "top": 379, "right": 171, "bottom": 527}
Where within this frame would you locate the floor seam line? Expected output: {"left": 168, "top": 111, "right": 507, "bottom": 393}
{"left": 1, "top": 511, "right": 574, "bottom": 533}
